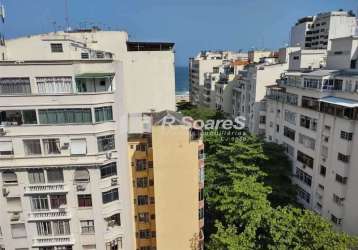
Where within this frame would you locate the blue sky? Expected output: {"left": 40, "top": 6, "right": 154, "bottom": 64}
{"left": 2, "top": 0, "right": 358, "bottom": 65}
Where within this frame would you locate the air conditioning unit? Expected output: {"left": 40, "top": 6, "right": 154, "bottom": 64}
{"left": 107, "top": 219, "right": 116, "bottom": 227}
{"left": 76, "top": 184, "right": 86, "bottom": 191}
{"left": 58, "top": 205, "right": 66, "bottom": 212}
{"left": 106, "top": 151, "right": 112, "bottom": 160}
{"left": 61, "top": 143, "right": 70, "bottom": 150}
{"left": 10, "top": 212, "right": 20, "bottom": 221}
{"left": 111, "top": 177, "right": 118, "bottom": 186}
{"left": 2, "top": 187, "right": 9, "bottom": 197}
{"left": 0, "top": 127, "right": 6, "bottom": 136}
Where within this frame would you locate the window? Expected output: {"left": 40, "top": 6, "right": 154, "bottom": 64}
{"left": 31, "top": 195, "right": 49, "bottom": 211}
{"left": 52, "top": 220, "right": 70, "bottom": 235}
{"left": 0, "top": 77, "right": 31, "bottom": 95}
{"left": 70, "top": 139, "right": 87, "bottom": 155}
{"left": 284, "top": 110, "right": 296, "bottom": 125}
{"left": 340, "top": 131, "right": 353, "bottom": 141}
{"left": 148, "top": 161, "right": 153, "bottom": 168}
{"left": 36, "top": 77, "right": 73, "bottom": 94}
{"left": 297, "top": 151, "right": 314, "bottom": 168}
{"left": 80, "top": 220, "right": 95, "bottom": 234}
{"left": 2, "top": 170, "right": 18, "bottom": 184}
{"left": 298, "top": 134, "right": 315, "bottom": 150}
{"left": 28, "top": 169, "right": 45, "bottom": 184}
{"left": 100, "top": 162, "right": 117, "bottom": 179}
{"left": 107, "top": 213, "right": 121, "bottom": 226}
{"left": 293, "top": 56, "right": 299, "bottom": 60}
{"left": 39, "top": 109, "right": 92, "bottom": 124}
{"left": 47, "top": 169, "right": 64, "bottom": 183}
{"left": 50, "top": 43, "right": 63, "bottom": 53}
{"left": 78, "top": 195, "right": 92, "bottom": 208}
{"left": 43, "top": 139, "right": 61, "bottom": 155}
{"left": 0, "top": 110, "right": 37, "bottom": 125}
{"left": 301, "top": 96, "right": 319, "bottom": 110}
{"left": 331, "top": 214, "right": 342, "bottom": 225}
{"left": 198, "top": 149, "right": 205, "bottom": 160}
{"left": 333, "top": 194, "right": 345, "bottom": 206}
{"left": 102, "top": 188, "right": 119, "bottom": 204}
{"left": 81, "top": 53, "right": 89, "bottom": 59}
{"left": 199, "top": 207, "right": 204, "bottom": 219}
{"left": 11, "top": 224, "right": 26, "bottom": 238}
{"left": 337, "top": 153, "right": 350, "bottom": 163}
{"left": 138, "top": 213, "right": 149, "bottom": 223}
{"left": 97, "top": 135, "right": 115, "bottom": 152}
{"left": 259, "top": 116, "right": 266, "bottom": 124}
{"left": 50, "top": 195, "right": 67, "bottom": 209}
{"left": 0, "top": 140, "right": 13, "bottom": 155}
{"left": 296, "top": 168, "right": 312, "bottom": 186}
{"left": 283, "top": 126, "right": 295, "bottom": 141}
{"left": 297, "top": 186, "right": 310, "bottom": 203}
{"left": 137, "top": 195, "right": 148, "bottom": 206}
{"left": 74, "top": 168, "right": 90, "bottom": 183}
{"left": 136, "top": 144, "right": 146, "bottom": 152}
{"left": 139, "top": 230, "right": 151, "bottom": 239}
{"left": 136, "top": 160, "right": 147, "bottom": 171}
{"left": 95, "top": 106, "right": 113, "bottom": 122}
{"left": 300, "top": 115, "right": 317, "bottom": 131}
{"left": 136, "top": 177, "right": 148, "bottom": 188}
{"left": 351, "top": 60, "right": 357, "bottom": 69}
{"left": 336, "top": 174, "right": 348, "bottom": 184}
{"left": 23, "top": 139, "right": 41, "bottom": 155}
{"left": 105, "top": 238, "right": 122, "bottom": 250}
{"left": 36, "top": 221, "right": 52, "bottom": 236}
{"left": 304, "top": 78, "right": 320, "bottom": 89}
{"left": 199, "top": 188, "right": 204, "bottom": 201}
{"left": 320, "top": 166, "right": 326, "bottom": 177}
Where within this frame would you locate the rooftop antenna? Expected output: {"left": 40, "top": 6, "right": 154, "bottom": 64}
{"left": 64, "top": 0, "right": 70, "bottom": 31}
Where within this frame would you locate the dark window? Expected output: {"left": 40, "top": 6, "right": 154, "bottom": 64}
{"left": 351, "top": 60, "right": 357, "bottom": 69}
{"left": 97, "top": 135, "right": 115, "bottom": 152}
{"left": 296, "top": 168, "right": 312, "bottom": 186}
{"left": 138, "top": 213, "right": 149, "bottom": 223}
{"left": 102, "top": 188, "right": 119, "bottom": 204}
{"left": 51, "top": 43, "right": 63, "bottom": 53}
{"left": 199, "top": 188, "right": 204, "bottom": 201}
{"left": 297, "top": 151, "right": 314, "bottom": 168}
{"left": 50, "top": 195, "right": 67, "bottom": 209}
{"left": 283, "top": 126, "right": 296, "bottom": 141}
{"left": 340, "top": 131, "right": 353, "bottom": 141}
{"left": 136, "top": 177, "right": 148, "bottom": 188}
{"left": 78, "top": 194, "right": 92, "bottom": 207}
{"left": 95, "top": 106, "right": 113, "bottom": 122}
{"left": 107, "top": 213, "right": 121, "bottom": 226}
{"left": 136, "top": 160, "right": 147, "bottom": 171}
{"left": 137, "top": 195, "right": 148, "bottom": 205}
{"left": 81, "top": 53, "right": 89, "bottom": 59}
{"left": 199, "top": 207, "right": 204, "bottom": 219}
{"left": 320, "top": 165, "right": 326, "bottom": 177}
{"left": 337, "top": 153, "right": 350, "bottom": 163}
{"left": 100, "top": 162, "right": 117, "bottom": 179}
{"left": 336, "top": 174, "right": 348, "bottom": 184}
{"left": 136, "top": 144, "right": 146, "bottom": 151}
{"left": 139, "top": 230, "right": 151, "bottom": 239}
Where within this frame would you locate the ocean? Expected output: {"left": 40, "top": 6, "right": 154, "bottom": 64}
{"left": 175, "top": 66, "right": 189, "bottom": 95}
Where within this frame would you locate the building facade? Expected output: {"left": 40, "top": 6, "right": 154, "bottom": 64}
{"left": 264, "top": 36, "right": 358, "bottom": 234}
{"left": 0, "top": 29, "right": 199, "bottom": 250}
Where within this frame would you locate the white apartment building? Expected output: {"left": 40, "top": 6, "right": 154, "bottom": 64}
{"left": 189, "top": 51, "right": 247, "bottom": 106}
{"left": 214, "top": 65, "right": 236, "bottom": 114}
{"left": 290, "top": 10, "right": 357, "bottom": 50}
{"left": 0, "top": 29, "right": 175, "bottom": 250}
{"left": 264, "top": 36, "right": 358, "bottom": 235}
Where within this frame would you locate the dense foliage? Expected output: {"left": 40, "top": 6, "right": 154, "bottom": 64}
{"left": 177, "top": 105, "right": 358, "bottom": 250}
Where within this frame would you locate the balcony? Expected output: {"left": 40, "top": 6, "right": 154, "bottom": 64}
{"left": 24, "top": 183, "right": 68, "bottom": 195}
{"left": 28, "top": 210, "right": 71, "bottom": 221}
{"left": 32, "top": 236, "right": 74, "bottom": 247}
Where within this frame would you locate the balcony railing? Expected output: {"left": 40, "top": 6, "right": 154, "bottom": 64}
{"left": 28, "top": 210, "right": 71, "bottom": 221}
{"left": 24, "top": 183, "right": 67, "bottom": 194}
{"left": 32, "top": 236, "right": 74, "bottom": 247}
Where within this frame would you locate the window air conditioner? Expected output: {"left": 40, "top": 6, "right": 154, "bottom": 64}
{"left": 106, "top": 151, "right": 112, "bottom": 160}
{"left": 2, "top": 187, "right": 9, "bottom": 197}
{"left": 76, "top": 184, "right": 86, "bottom": 191}
{"left": 0, "top": 127, "right": 6, "bottom": 136}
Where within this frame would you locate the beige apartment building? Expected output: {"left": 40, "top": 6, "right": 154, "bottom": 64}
{"left": 0, "top": 29, "right": 203, "bottom": 250}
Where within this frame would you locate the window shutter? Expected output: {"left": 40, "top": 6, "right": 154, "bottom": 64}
{"left": 0, "top": 141, "right": 12, "bottom": 152}
{"left": 70, "top": 139, "right": 87, "bottom": 155}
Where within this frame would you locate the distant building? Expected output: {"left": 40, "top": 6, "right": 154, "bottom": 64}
{"left": 290, "top": 10, "right": 357, "bottom": 50}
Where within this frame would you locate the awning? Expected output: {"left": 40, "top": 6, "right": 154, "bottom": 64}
{"left": 319, "top": 96, "right": 358, "bottom": 108}
{"left": 75, "top": 73, "right": 115, "bottom": 79}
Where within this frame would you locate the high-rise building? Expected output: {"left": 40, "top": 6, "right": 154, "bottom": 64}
{"left": 0, "top": 29, "right": 203, "bottom": 250}
{"left": 264, "top": 35, "right": 358, "bottom": 234}
{"left": 189, "top": 51, "right": 247, "bottom": 106}
{"left": 290, "top": 11, "right": 357, "bottom": 50}
{"left": 128, "top": 111, "right": 204, "bottom": 250}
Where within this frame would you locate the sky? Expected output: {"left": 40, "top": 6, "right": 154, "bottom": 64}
{"left": 1, "top": 0, "right": 358, "bottom": 65}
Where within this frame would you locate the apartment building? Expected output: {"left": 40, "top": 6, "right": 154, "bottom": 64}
{"left": 248, "top": 50, "right": 276, "bottom": 63}
{"left": 264, "top": 35, "right": 358, "bottom": 234}
{"left": 128, "top": 111, "right": 204, "bottom": 250}
{"left": 0, "top": 29, "right": 179, "bottom": 250}
{"left": 189, "top": 51, "right": 247, "bottom": 106}
{"left": 290, "top": 10, "right": 357, "bottom": 50}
